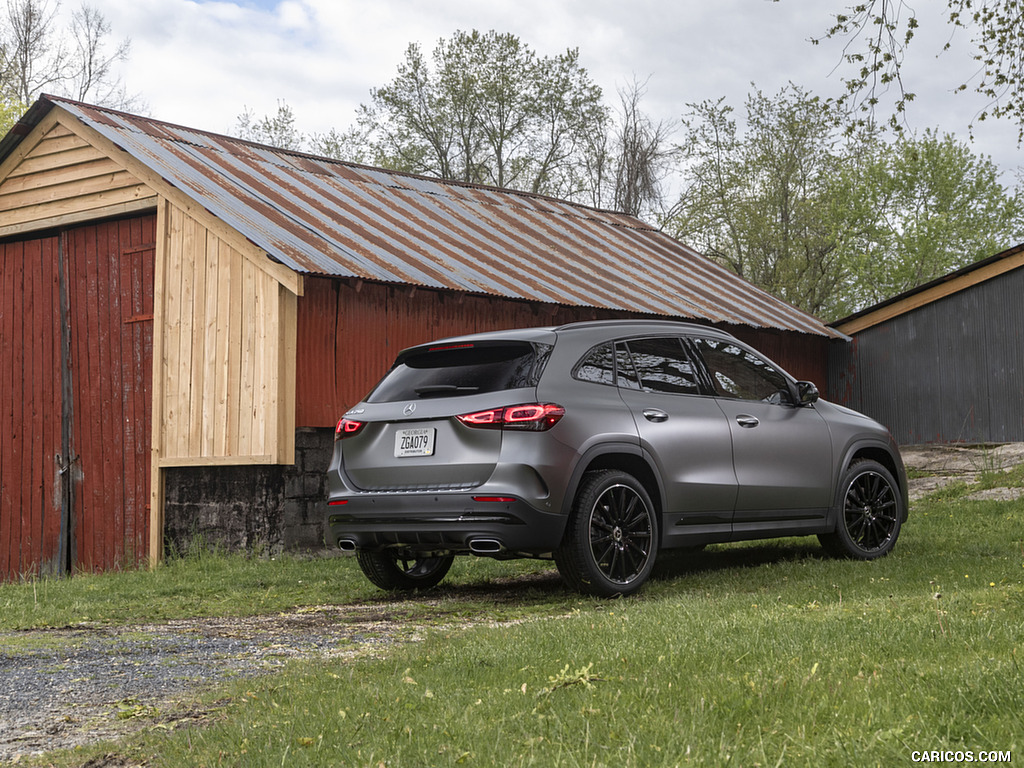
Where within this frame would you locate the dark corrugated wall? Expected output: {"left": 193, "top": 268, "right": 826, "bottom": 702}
{"left": 828, "top": 265, "right": 1024, "bottom": 444}
{"left": 295, "top": 276, "right": 829, "bottom": 428}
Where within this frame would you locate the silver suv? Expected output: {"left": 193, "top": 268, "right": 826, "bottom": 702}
{"left": 326, "top": 320, "right": 907, "bottom": 596}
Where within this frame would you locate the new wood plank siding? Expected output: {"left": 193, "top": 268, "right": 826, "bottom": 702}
{"left": 0, "top": 120, "right": 156, "bottom": 239}
{"left": 153, "top": 202, "right": 297, "bottom": 465}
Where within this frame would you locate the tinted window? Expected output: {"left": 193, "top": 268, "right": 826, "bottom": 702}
{"left": 573, "top": 343, "right": 616, "bottom": 386}
{"left": 367, "top": 342, "right": 551, "bottom": 402}
{"left": 692, "top": 338, "right": 790, "bottom": 402}
{"left": 625, "top": 337, "right": 700, "bottom": 395}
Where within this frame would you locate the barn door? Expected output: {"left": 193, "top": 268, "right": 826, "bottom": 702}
{"left": 0, "top": 216, "right": 154, "bottom": 580}
{"left": 65, "top": 217, "right": 155, "bottom": 573}
{"left": 0, "top": 235, "right": 65, "bottom": 579}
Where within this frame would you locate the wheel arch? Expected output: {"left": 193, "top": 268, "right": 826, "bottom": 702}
{"left": 836, "top": 440, "right": 909, "bottom": 522}
{"left": 561, "top": 443, "right": 664, "bottom": 519}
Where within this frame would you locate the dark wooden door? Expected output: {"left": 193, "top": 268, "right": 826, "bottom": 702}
{"left": 0, "top": 215, "right": 155, "bottom": 580}
{"left": 0, "top": 234, "right": 65, "bottom": 578}
{"left": 66, "top": 216, "right": 155, "bottom": 572}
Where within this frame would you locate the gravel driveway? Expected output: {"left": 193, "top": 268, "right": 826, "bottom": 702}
{"left": 0, "top": 603, "right": 425, "bottom": 763}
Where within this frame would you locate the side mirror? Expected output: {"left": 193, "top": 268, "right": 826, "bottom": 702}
{"left": 796, "top": 381, "right": 819, "bottom": 406}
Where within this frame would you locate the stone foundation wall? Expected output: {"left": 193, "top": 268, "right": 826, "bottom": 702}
{"left": 163, "top": 427, "right": 334, "bottom": 556}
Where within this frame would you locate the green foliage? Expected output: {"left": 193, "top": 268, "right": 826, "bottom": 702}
{"left": 235, "top": 99, "right": 304, "bottom": 150}
{"left": 667, "top": 85, "right": 1024, "bottom": 320}
{"left": 0, "top": 95, "right": 27, "bottom": 135}
{"left": 839, "top": 129, "right": 1024, "bottom": 313}
{"left": 669, "top": 86, "right": 853, "bottom": 317}
{"left": 354, "top": 29, "right": 609, "bottom": 201}
{"left": 816, "top": 0, "right": 1024, "bottom": 141}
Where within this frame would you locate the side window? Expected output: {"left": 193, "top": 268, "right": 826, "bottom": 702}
{"left": 625, "top": 337, "right": 700, "bottom": 395}
{"left": 692, "top": 338, "right": 790, "bottom": 403}
{"left": 573, "top": 343, "right": 616, "bottom": 386}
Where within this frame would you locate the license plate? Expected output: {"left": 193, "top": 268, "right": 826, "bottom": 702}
{"left": 394, "top": 428, "right": 435, "bottom": 457}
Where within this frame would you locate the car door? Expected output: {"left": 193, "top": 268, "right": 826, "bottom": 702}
{"left": 688, "top": 337, "right": 833, "bottom": 535}
{"left": 614, "top": 337, "right": 737, "bottom": 543}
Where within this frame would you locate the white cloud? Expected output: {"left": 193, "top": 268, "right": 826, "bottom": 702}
{"left": 69, "top": 0, "right": 1022, "bottom": 178}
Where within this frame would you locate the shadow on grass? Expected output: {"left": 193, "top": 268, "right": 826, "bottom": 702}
{"left": 652, "top": 540, "right": 827, "bottom": 582}
{"left": 350, "top": 541, "right": 832, "bottom": 608}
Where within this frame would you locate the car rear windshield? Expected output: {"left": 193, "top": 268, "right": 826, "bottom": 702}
{"left": 366, "top": 341, "right": 552, "bottom": 402}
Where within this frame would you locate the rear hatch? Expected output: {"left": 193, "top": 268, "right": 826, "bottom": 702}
{"left": 339, "top": 339, "right": 553, "bottom": 491}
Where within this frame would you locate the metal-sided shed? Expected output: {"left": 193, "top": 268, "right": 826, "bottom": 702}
{"left": 1, "top": 96, "right": 842, "bottom": 580}
{"left": 829, "top": 243, "right": 1024, "bottom": 444}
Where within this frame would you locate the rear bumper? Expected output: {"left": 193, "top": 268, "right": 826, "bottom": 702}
{"left": 325, "top": 493, "right": 567, "bottom": 555}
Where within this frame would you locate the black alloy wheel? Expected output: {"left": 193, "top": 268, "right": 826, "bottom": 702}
{"left": 819, "top": 459, "right": 903, "bottom": 560}
{"left": 556, "top": 469, "right": 658, "bottom": 597}
{"left": 356, "top": 550, "right": 455, "bottom": 590}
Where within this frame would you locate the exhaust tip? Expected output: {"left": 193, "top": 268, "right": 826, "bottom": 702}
{"left": 337, "top": 538, "right": 357, "bottom": 552}
{"left": 468, "top": 538, "right": 503, "bottom": 555}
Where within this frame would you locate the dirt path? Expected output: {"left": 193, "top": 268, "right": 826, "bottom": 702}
{"left": 0, "top": 599, "right": 490, "bottom": 763}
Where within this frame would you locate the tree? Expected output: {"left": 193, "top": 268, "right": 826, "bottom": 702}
{"left": 235, "top": 100, "right": 304, "bottom": 151}
{"left": 610, "top": 79, "right": 677, "bottom": 218}
{"left": 839, "top": 130, "right": 1024, "bottom": 312}
{"left": 0, "top": 94, "right": 24, "bottom": 133}
{"left": 812, "top": 0, "right": 1024, "bottom": 140}
{"left": 668, "top": 86, "right": 861, "bottom": 318}
{"left": 667, "top": 85, "right": 1024, "bottom": 320}
{"left": 350, "top": 30, "right": 609, "bottom": 200}
{"left": 0, "top": 0, "right": 138, "bottom": 110}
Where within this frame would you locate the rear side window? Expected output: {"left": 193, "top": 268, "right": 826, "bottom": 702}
{"left": 367, "top": 342, "right": 552, "bottom": 402}
{"left": 624, "top": 337, "right": 700, "bottom": 395}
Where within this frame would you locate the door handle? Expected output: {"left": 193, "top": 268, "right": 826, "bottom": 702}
{"left": 736, "top": 415, "right": 759, "bottom": 428}
{"left": 642, "top": 408, "right": 669, "bottom": 423}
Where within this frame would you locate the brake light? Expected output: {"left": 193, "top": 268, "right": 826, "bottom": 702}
{"left": 335, "top": 418, "right": 366, "bottom": 440}
{"left": 429, "top": 343, "right": 475, "bottom": 352}
{"left": 457, "top": 403, "right": 564, "bottom": 431}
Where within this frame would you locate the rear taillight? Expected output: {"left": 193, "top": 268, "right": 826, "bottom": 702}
{"left": 457, "top": 403, "right": 564, "bottom": 431}
{"left": 335, "top": 418, "right": 366, "bottom": 440}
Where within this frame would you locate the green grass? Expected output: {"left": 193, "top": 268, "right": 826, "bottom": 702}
{"left": 6, "top": 488, "right": 1024, "bottom": 767}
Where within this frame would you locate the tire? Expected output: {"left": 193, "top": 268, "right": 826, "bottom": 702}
{"left": 555, "top": 469, "right": 659, "bottom": 597}
{"left": 355, "top": 550, "right": 455, "bottom": 590}
{"left": 819, "top": 459, "right": 903, "bottom": 560}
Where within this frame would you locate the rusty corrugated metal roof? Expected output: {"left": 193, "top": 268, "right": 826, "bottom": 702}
{"left": 12, "top": 95, "right": 843, "bottom": 337}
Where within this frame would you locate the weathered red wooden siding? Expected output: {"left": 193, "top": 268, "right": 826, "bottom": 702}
{"left": 1, "top": 216, "right": 154, "bottom": 580}
{"left": 0, "top": 235, "right": 64, "bottom": 579}
{"left": 67, "top": 217, "right": 154, "bottom": 572}
{"left": 295, "top": 276, "right": 831, "bottom": 428}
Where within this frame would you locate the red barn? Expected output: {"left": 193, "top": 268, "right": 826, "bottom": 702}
{"left": 0, "top": 96, "right": 842, "bottom": 579}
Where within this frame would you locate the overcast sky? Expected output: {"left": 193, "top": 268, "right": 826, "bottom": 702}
{"left": 71, "top": 0, "right": 1023, "bottom": 182}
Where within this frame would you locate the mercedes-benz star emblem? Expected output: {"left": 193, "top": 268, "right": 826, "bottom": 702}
{"left": 403, "top": 402, "right": 417, "bottom": 416}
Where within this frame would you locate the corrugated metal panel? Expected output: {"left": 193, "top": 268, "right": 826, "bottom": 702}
{"left": 987, "top": 268, "right": 1024, "bottom": 442}
{"left": 34, "top": 96, "right": 841, "bottom": 339}
{"left": 837, "top": 263, "right": 1024, "bottom": 444}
